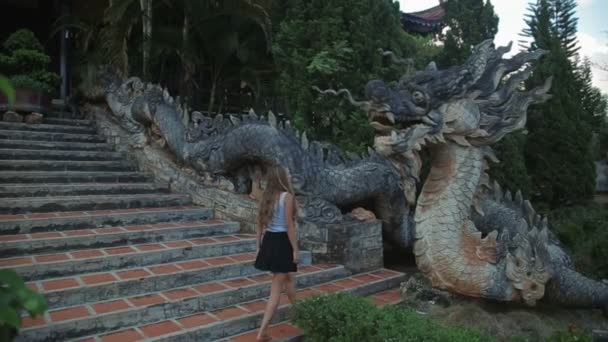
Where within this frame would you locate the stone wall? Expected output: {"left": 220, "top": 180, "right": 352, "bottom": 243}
{"left": 298, "top": 219, "right": 383, "bottom": 273}
{"left": 85, "top": 104, "right": 383, "bottom": 272}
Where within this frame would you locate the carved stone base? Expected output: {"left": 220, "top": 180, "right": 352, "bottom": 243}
{"left": 298, "top": 219, "right": 383, "bottom": 273}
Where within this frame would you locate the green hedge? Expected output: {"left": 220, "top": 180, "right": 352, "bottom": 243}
{"left": 292, "top": 293, "right": 594, "bottom": 342}
{"left": 0, "top": 269, "right": 47, "bottom": 341}
{"left": 292, "top": 293, "right": 491, "bottom": 342}
{"left": 548, "top": 203, "right": 608, "bottom": 279}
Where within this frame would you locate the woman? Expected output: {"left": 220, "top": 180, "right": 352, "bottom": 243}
{"left": 254, "top": 165, "right": 299, "bottom": 342}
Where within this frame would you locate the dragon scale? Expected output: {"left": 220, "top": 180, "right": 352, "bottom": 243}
{"left": 414, "top": 143, "right": 510, "bottom": 299}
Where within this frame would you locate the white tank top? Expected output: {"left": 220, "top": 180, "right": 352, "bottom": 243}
{"left": 266, "top": 192, "right": 288, "bottom": 232}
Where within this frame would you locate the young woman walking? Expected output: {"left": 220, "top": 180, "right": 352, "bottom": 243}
{"left": 254, "top": 166, "right": 299, "bottom": 342}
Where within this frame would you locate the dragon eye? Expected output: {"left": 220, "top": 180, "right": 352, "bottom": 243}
{"left": 412, "top": 91, "right": 426, "bottom": 106}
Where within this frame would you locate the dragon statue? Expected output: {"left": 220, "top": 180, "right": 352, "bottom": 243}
{"left": 98, "top": 39, "right": 607, "bottom": 312}
{"left": 347, "top": 40, "right": 607, "bottom": 311}
{"left": 99, "top": 71, "right": 412, "bottom": 249}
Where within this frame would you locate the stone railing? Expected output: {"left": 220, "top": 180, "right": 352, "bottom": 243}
{"left": 85, "top": 104, "right": 383, "bottom": 273}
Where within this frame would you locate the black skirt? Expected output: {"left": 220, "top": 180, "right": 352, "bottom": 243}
{"left": 254, "top": 231, "right": 297, "bottom": 273}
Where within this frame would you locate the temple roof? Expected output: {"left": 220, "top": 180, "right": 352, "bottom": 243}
{"left": 401, "top": 3, "right": 446, "bottom": 34}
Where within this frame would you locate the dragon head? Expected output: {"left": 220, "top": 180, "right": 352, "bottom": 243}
{"left": 505, "top": 223, "right": 553, "bottom": 306}
{"left": 364, "top": 40, "right": 552, "bottom": 158}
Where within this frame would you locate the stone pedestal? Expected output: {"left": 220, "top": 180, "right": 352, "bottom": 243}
{"left": 298, "top": 219, "right": 383, "bottom": 273}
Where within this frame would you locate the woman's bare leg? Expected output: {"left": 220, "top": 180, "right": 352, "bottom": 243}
{"left": 283, "top": 273, "right": 297, "bottom": 304}
{"left": 258, "top": 273, "right": 287, "bottom": 340}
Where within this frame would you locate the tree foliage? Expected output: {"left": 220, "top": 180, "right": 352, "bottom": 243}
{"left": 0, "top": 29, "right": 60, "bottom": 94}
{"left": 0, "top": 270, "right": 47, "bottom": 342}
{"left": 272, "top": 0, "right": 438, "bottom": 152}
{"left": 521, "top": 0, "right": 600, "bottom": 207}
{"left": 436, "top": 0, "right": 499, "bottom": 67}
{"left": 66, "top": 0, "right": 274, "bottom": 110}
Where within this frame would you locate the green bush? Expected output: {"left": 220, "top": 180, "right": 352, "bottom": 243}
{"left": 0, "top": 269, "right": 47, "bottom": 342}
{"left": 11, "top": 49, "right": 51, "bottom": 72}
{"left": 292, "top": 293, "right": 491, "bottom": 342}
{"left": 549, "top": 203, "right": 608, "bottom": 279}
{"left": 272, "top": 0, "right": 439, "bottom": 152}
{"left": 546, "top": 329, "right": 593, "bottom": 342}
{"left": 3, "top": 29, "right": 43, "bottom": 52}
{"left": 0, "top": 29, "right": 59, "bottom": 94}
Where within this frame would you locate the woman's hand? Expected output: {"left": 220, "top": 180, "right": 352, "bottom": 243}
{"left": 293, "top": 250, "right": 300, "bottom": 264}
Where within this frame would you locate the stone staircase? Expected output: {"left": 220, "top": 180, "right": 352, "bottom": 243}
{"left": 0, "top": 116, "right": 405, "bottom": 341}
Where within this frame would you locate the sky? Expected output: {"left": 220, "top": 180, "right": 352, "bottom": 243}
{"left": 398, "top": 0, "right": 608, "bottom": 94}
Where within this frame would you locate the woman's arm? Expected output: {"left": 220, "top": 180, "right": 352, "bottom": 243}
{"left": 255, "top": 221, "right": 263, "bottom": 253}
{"left": 284, "top": 193, "right": 299, "bottom": 263}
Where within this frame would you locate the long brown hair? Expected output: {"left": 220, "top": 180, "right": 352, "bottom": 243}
{"left": 257, "top": 165, "right": 296, "bottom": 229}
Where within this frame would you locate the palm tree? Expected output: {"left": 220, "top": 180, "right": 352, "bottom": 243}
{"left": 102, "top": 0, "right": 153, "bottom": 79}
{"left": 150, "top": 0, "right": 273, "bottom": 112}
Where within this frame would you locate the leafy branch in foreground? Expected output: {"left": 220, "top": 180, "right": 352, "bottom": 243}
{"left": 0, "top": 269, "right": 47, "bottom": 342}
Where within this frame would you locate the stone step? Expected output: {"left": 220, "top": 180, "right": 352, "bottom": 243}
{"left": 0, "top": 171, "right": 151, "bottom": 184}
{"left": 0, "top": 219, "right": 239, "bottom": 257}
{"left": 0, "top": 206, "right": 213, "bottom": 235}
{"left": 225, "top": 323, "right": 302, "bottom": 342}
{"left": 0, "top": 129, "right": 105, "bottom": 143}
{"left": 0, "top": 148, "right": 123, "bottom": 161}
{"left": 0, "top": 193, "right": 192, "bottom": 215}
{"left": 0, "top": 121, "right": 97, "bottom": 134}
{"left": 43, "top": 117, "right": 95, "bottom": 127}
{"left": 45, "top": 108, "right": 79, "bottom": 120}
{"left": 225, "top": 287, "right": 404, "bottom": 342}
{"left": 0, "top": 182, "right": 169, "bottom": 198}
{"left": 30, "top": 250, "right": 311, "bottom": 309}
{"left": 17, "top": 265, "right": 342, "bottom": 342}
{"left": 1, "top": 235, "right": 257, "bottom": 281}
{"left": 0, "top": 139, "right": 113, "bottom": 152}
{"left": 0, "top": 160, "right": 137, "bottom": 172}
{"left": 65, "top": 269, "right": 404, "bottom": 342}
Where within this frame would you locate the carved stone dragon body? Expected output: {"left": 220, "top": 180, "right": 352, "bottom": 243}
{"left": 100, "top": 73, "right": 412, "bottom": 248}
{"left": 99, "top": 40, "right": 608, "bottom": 312}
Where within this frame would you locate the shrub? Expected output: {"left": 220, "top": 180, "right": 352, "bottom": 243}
{"left": 0, "top": 29, "right": 59, "bottom": 94}
{"left": 547, "top": 329, "right": 593, "bottom": 342}
{"left": 0, "top": 269, "right": 47, "bottom": 342}
{"left": 549, "top": 203, "right": 608, "bottom": 279}
{"left": 2, "top": 29, "right": 44, "bottom": 52}
{"left": 292, "top": 293, "right": 491, "bottom": 342}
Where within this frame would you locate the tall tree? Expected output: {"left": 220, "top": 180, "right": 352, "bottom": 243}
{"left": 436, "top": 0, "right": 499, "bottom": 67}
{"left": 102, "top": 0, "right": 154, "bottom": 78}
{"left": 273, "top": 0, "right": 438, "bottom": 152}
{"left": 521, "top": 0, "right": 596, "bottom": 206}
{"left": 577, "top": 57, "right": 608, "bottom": 160}
{"left": 151, "top": 0, "right": 273, "bottom": 112}
{"left": 576, "top": 57, "right": 607, "bottom": 130}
